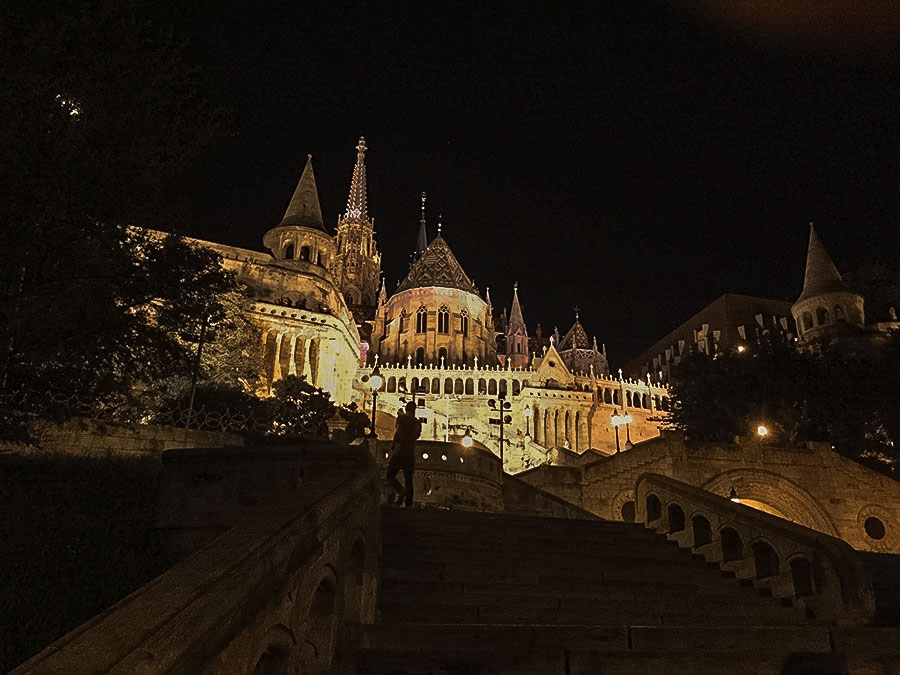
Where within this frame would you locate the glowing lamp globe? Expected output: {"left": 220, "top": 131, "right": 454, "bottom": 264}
{"left": 757, "top": 425, "right": 768, "bottom": 437}
{"left": 369, "top": 374, "right": 383, "bottom": 390}
{"left": 461, "top": 434, "right": 474, "bottom": 448}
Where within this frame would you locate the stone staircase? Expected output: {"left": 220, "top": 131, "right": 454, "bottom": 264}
{"left": 354, "top": 508, "right": 898, "bottom": 674}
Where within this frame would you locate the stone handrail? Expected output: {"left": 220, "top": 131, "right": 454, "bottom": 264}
{"left": 14, "top": 445, "right": 380, "bottom": 674}
{"left": 635, "top": 473, "right": 876, "bottom": 625}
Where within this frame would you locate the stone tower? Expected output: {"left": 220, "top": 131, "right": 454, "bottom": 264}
{"left": 333, "top": 137, "right": 382, "bottom": 310}
{"left": 791, "top": 224, "right": 865, "bottom": 343}
{"left": 262, "top": 155, "right": 335, "bottom": 270}
{"left": 505, "top": 283, "right": 530, "bottom": 368}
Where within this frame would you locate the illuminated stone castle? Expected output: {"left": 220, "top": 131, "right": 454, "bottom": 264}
{"left": 176, "top": 138, "right": 669, "bottom": 470}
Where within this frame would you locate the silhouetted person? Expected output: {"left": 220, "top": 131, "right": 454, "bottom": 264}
{"left": 386, "top": 400, "right": 422, "bottom": 507}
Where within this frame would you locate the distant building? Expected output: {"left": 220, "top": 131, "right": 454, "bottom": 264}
{"left": 623, "top": 293, "right": 795, "bottom": 383}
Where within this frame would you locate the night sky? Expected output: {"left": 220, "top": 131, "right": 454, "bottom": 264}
{"left": 168, "top": 1, "right": 900, "bottom": 366}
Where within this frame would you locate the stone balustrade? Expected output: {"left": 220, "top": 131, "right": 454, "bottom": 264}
{"left": 635, "top": 473, "right": 877, "bottom": 625}
{"left": 13, "top": 444, "right": 381, "bottom": 674}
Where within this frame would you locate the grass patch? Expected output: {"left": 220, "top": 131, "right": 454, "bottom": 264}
{"left": 0, "top": 450, "right": 167, "bottom": 671}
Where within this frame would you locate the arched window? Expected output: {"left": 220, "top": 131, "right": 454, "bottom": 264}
{"left": 416, "top": 306, "right": 428, "bottom": 333}
{"left": 816, "top": 307, "right": 830, "bottom": 325}
{"left": 399, "top": 309, "right": 408, "bottom": 332}
{"left": 626, "top": 391, "right": 632, "bottom": 407}
{"left": 488, "top": 379, "right": 497, "bottom": 395}
{"left": 720, "top": 527, "right": 743, "bottom": 562}
{"left": 802, "top": 311, "right": 813, "bottom": 331}
{"left": 465, "top": 378, "right": 474, "bottom": 395}
{"left": 646, "top": 494, "right": 662, "bottom": 522}
{"left": 512, "top": 380, "right": 520, "bottom": 396}
{"left": 692, "top": 515, "right": 712, "bottom": 547}
{"left": 454, "top": 378, "right": 464, "bottom": 395}
{"left": 667, "top": 503, "right": 685, "bottom": 533}
{"left": 752, "top": 542, "right": 779, "bottom": 579}
{"left": 387, "top": 376, "right": 397, "bottom": 393}
{"left": 604, "top": 389, "right": 612, "bottom": 404}
{"left": 444, "top": 377, "right": 453, "bottom": 394}
{"left": 283, "top": 242, "right": 295, "bottom": 259}
{"left": 299, "top": 246, "right": 311, "bottom": 261}
{"left": 834, "top": 305, "right": 845, "bottom": 321}
{"left": 415, "top": 347, "right": 425, "bottom": 366}
{"left": 790, "top": 558, "right": 814, "bottom": 597}
{"left": 438, "top": 305, "right": 450, "bottom": 334}
{"left": 460, "top": 310, "right": 469, "bottom": 337}
{"left": 478, "top": 378, "right": 487, "bottom": 395}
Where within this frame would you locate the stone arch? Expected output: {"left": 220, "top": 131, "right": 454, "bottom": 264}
{"left": 283, "top": 242, "right": 295, "bottom": 259}
{"left": 387, "top": 376, "right": 397, "bottom": 393}
{"left": 478, "top": 378, "right": 487, "bottom": 395}
{"left": 720, "top": 527, "right": 743, "bottom": 562}
{"left": 444, "top": 377, "right": 453, "bottom": 394}
{"left": 692, "top": 514, "right": 712, "bottom": 547}
{"left": 454, "top": 378, "right": 464, "bottom": 395}
{"left": 604, "top": 388, "right": 612, "bottom": 404}
{"left": 299, "top": 245, "right": 311, "bottom": 261}
{"left": 431, "top": 377, "right": 440, "bottom": 394}
{"left": 422, "top": 377, "right": 431, "bottom": 394}
{"left": 251, "top": 624, "right": 295, "bottom": 675}
{"left": 816, "top": 306, "right": 830, "bottom": 325}
{"left": 512, "top": 380, "right": 521, "bottom": 396}
{"left": 465, "top": 378, "right": 474, "bottom": 395}
{"left": 667, "top": 503, "right": 685, "bottom": 533}
{"left": 488, "top": 379, "right": 497, "bottom": 396}
{"left": 645, "top": 493, "right": 662, "bottom": 522}
{"left": 802, "top": 311, "right": 813, "bottom": 331}
{"left": 499, "top": 379, "right": 508, "bottom": 397}
{"left": 610, "top": 488, "right": 635, "bottom": 521}
{"left": 299, "top": 574, "right": 337, "bottom": 672}
{"left": 613, "top": 390, "right": 620, "bottom": 406}
{"left": 344, "top": 537, "right": 367, "bottom": 624}
{"left": 701, "top": 469, "right": 838, "bottom": 536}
{"left": 626, "top": 391, "right": 632, "bottom": 407}
{"left": 752, "top": 540, "right": 780, "bottom": 579}
{"left": 834, "top": 304, "right": 845, "bottom": 321}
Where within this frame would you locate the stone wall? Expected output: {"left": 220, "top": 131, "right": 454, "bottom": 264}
{"left": 0, "top": 417, "right": 244, "bottom": 457}
{"left": 519, "top": 431, "right": 900, "bottom": 554}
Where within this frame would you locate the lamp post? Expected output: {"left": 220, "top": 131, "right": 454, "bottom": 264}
{"left": 610, "top": 409, "right": 633, "bottom": 454}
{"left": 523, "top": 405, "right": 532, "bottom": 438}
{"left": 461, "top": 427, "right": 474, "bottom": 448}
{"left": 368, "top": 365, "right": 383, "bottom": 438}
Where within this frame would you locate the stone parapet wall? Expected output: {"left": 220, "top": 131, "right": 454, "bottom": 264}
{"left": 518, "top": 431, "right": 900, "bottom": 554}
{"left": 0, "top": 417, "right": 244, "bottom": 457}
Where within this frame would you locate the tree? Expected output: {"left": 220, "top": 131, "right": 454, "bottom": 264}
{"left": 265, "top": 376, "right": 337, "bottom": 441}
{"left": 665, "top": 332, "right": 899, "bottom": 476}
{"left": 0, "top": 2, "right": 234, "bottom": 437}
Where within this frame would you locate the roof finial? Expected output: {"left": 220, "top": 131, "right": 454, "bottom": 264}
{"left": 573, "top": 306, "right": 580, "bottom": 322}
{"left": 343, "top": 137, "right": 368, "bottom": 223}
{"left": 415, "top": 191, "right": 428, "bottom": 259}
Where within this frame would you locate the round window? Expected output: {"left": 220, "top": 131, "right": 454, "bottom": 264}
{"left": 864, "top": 516, "right": 886, "bottom": 540}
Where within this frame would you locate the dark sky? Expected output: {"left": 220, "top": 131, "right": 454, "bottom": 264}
{"left": 170, "top": 1, "right": 900, "bottom": 366}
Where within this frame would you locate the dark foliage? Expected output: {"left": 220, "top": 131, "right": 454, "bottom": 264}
{"left": 666, "top": 331, "right": 900, "bottom": 476}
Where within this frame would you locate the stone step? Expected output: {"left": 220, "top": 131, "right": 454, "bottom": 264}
{"left": 381, "top": 547, "right": 697, "bottom": 569}
{"left": 381, "top": 534, "right": 685, "bottom": 555}
{"left": 367, "top": 623, "right": 832, "bottom": 652}
{"left": 377, "top": 579, "right": 778, "bottom": 608}
{"left": 377, "top": 599, "right": 807, "bottom": 626}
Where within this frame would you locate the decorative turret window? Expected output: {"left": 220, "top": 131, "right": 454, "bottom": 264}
{"left": 834, "top": 305, "right": 845, "bottom": 321}
{"left": 460, "top": 309, "right": 469, "bottom": 337}
{"left": 438, "top": 305, "right": 450, "bottom": 334}
{"left": 802, "top": 312, "right": 813, "bottom": 331}
{"left": 283, "top": 243, "right": 295, "bottom": 259}
{"left": 816, "top": 307, "right": 830, "bottom": 325}
{"left": 299, "top": 246, "right": 311, "bottom": 261}
{"left": 416, "top": 306, "right": 428, "bottom": 333}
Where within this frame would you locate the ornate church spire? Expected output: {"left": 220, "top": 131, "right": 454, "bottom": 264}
{"left": 278, "top": 154, "right": 325, "bottom": 231}
{"left": 508, "top": 283, "right": 527, "bottom": 336}
{"left": 343, "top": 137, "right": 368, "bottom": 223}
{"left": 415, "top": 191, "right": 428, "bottom": 258}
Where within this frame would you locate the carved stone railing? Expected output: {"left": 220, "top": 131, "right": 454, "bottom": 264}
{"left": 13, "top": 444, "right": 380, "bottom": 674}
{"left": 635, "top": 473, "right": 876, "bottom": 625}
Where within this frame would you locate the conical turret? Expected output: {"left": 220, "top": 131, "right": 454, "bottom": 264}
{"left": 797, "top": 224, "right": 851, "bottom": 302}
{"left": 277, "top": 155, "right": 325, "bottom": 231}
{"left": 506, "top": 283, "right": 530, "bottom": 368}
{"left": 791, "top": 224, "right": 865, "bottom": 343}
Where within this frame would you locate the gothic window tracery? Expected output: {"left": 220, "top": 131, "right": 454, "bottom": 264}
{"left": 460, "top": 310, "right": 469, "bottom": 337}
{"left": 416, "top": 306, "right": 428, "bottom": 333}
{"left": 438, "top": 305, "right": 450, "bottom": 334}
{"left": 399, "top": 310, "right": 408, "bottom": 332}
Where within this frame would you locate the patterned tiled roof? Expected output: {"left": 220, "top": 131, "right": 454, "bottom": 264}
{"left": 396, "top": 236, "right": 478, "bottom": 294}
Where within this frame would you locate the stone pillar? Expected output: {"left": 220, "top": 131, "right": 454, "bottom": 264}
{"left": 288, "top": 334, "right": 298, "bottom": 376}
{"left": 273, "top": 333, "right": 284, "bottom": 382}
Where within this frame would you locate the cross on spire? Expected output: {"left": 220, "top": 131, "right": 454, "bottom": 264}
{"left": 573, "top": 306, "right": 581, "bottom": 322}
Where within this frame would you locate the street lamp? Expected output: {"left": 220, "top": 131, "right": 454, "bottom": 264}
{"left": 461, "top": 428, "right": 474, "bottom": 448}
{"left": 368, "top": 365, "right": 383, "bottom": 438}
{"left": 756, "top": 424, "right": 768, "bottom": 438}
{"left": 523, "top": 405, "right": 532, "bottom": 437}
{"left": 610, "top": 410, "right": 633, "bottom": 454}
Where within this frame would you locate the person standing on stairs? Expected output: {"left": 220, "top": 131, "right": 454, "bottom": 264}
{"left": 387, "top": 400, "right": 422, "bottom": 507}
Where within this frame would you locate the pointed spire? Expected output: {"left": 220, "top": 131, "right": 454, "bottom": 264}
{"left": 343, "top": 137, "right": 368, "bottom": 223}
{"left": 415, "top": 192, "right": 428, "bottom": 258}
{"left": 485, "top": 286, "right": 492, "bottom": 307}
{"left": 278, "top": 154, "right": 325, "bottom": 231}
{"left": 377, "top": 276, "right": 388, "bottom": 306}
{"left": 508, "top": 282, "right": 527, "bottom": 336}
{"left": 797, "top": 223, "right": 850, "bottom": 302}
